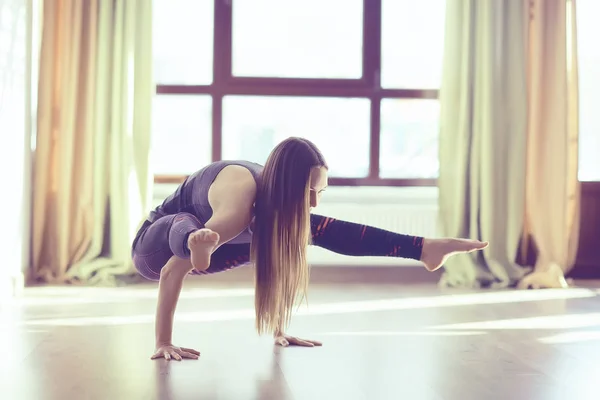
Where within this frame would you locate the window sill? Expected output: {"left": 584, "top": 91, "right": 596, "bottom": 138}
{"left": 153, "top": 183, "right": 439, "bottom": 205}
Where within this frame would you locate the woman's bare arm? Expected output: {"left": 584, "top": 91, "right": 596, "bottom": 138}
{"left": 203, "top": 165, "right": 257, "bottom": 251}
{"left": 155, "top": 257, "right": 193, "bottom": 350}
{"left": 153, "top": 165, "right": 258, "bottom": 356}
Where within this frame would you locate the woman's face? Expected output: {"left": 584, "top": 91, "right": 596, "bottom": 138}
{"left": 309, "top": 167, "right": 328, "bottom": 209}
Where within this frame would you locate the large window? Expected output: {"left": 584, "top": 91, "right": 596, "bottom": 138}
{"left": 152, "top": 0, "right": 446, "bottom": 186}
{"left": 577, "top": 0, "right": 600, "bottom": 181}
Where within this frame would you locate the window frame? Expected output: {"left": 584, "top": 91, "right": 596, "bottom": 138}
{"left": 154, "top": 0, "right": 438, "bottom": 187}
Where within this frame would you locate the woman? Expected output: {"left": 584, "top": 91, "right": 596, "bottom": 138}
{"left": 132, "top": 137, "right": 488, "bottom": 361}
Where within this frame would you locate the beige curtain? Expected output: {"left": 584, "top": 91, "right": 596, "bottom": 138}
{"left": 437, "top": 0, "right": 531, "bottom": 288}
{"left": 32, "top": 0, "right": 153, "bottom": 285}
{"left": 438, "top": 0, "right": 580, "bottom": 289}
{"left": 518, "top": 0, "right": 580, "bottom": 289}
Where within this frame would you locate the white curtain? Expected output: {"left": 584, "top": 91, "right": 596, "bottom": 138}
{"left": 438, "top": 0, "right": 530, "bottom": 288}
{"left": 0, "top": 0, "right": 34, "bottom": 300}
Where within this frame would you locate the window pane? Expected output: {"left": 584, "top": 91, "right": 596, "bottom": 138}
{"left": 152, "top": 0, "right": 213, "bottom": 85}
{"left": 232, "top": 0, "right": 363, "bottom": 79}
{"left": 577, "top": 0, "right": 600, "bottom": 181}
{"left": 151, "top": 95, "right": 212, "bottom": 175}
{"left": 380, "top": 99, "right": 439, "bottom": 178}
{"left": 381, "top": 0, "right": 446, "bottom": 89}
{"left": 222, "top": 96, "right": 370, "bottom": 177}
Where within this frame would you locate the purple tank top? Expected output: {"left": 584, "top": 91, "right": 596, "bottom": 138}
{"left": 148, "top": 160, "right": 263, "bottom": 244}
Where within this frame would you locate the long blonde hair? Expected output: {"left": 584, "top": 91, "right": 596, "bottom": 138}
{"left": 251, "top": 137, "right": 327, "bottom": 335}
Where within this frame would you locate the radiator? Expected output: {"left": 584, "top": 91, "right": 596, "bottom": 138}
{"left": 152, "top": 185, "right": 440, "bottom": 267}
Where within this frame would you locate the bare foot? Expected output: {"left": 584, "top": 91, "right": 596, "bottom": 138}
{"left": 187, "top": 229, "right": 220, "bottom": 271}
{"left": 420, "top": 238, "right": 489, "bottom": 272}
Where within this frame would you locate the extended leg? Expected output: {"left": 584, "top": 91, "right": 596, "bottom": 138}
{"left": 309, "top": 213, "right": 424, "bottom": 260}
{"left": 309, "top": 213, "right": 488, "bottom": 271}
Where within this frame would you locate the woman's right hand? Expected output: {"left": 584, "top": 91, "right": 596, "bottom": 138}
{"left": 151, "top": 344, "right": 200, "bottom": 361}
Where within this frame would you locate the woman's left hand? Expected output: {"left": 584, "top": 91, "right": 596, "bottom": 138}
{"left": 275, "top": 333, "right": 323, "bottom": 347}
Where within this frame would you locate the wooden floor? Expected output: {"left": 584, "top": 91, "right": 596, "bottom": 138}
{"left": 2, "top": 268, "right": 600, "bottom": 400}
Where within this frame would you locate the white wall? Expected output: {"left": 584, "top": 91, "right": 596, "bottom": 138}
{"left": 0, "top": 0, "right": 35, "bottom": 304}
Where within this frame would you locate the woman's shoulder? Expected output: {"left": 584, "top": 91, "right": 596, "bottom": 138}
{"left": 217, "top": 164, "right": 257, "bottom": 186}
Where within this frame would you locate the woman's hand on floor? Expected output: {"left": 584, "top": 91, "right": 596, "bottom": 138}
{"left": 151, "top": 344, "right": 200, "bottom": 361}
{"left": 275, "top": 333, "right": 323, "bottom": 347}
